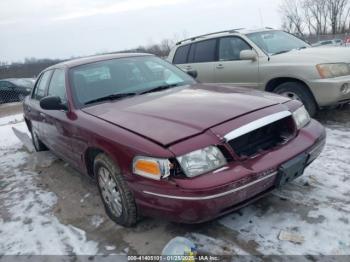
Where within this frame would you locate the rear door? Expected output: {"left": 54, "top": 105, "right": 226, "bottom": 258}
{"left": 214, "top": 36, "right": 259, "bottom": 88}
{"left": 174, "top": 39, "right": 217, "bottom": 82}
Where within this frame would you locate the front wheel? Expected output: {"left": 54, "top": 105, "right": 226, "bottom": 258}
{"left": 274, "top": 82, "right": 317, "bottom": 117}
{"left": 94, "top": 153, "right": 138, "bottom": 227}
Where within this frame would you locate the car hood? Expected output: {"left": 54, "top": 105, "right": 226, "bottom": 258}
{"left": 274, "top": 47, "right": 350, "bottom": 63}
{"left": 82, "top": 84, "right": 290, "bottom": 146}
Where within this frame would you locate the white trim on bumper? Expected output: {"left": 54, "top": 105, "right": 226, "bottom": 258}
{"left": 142, "top": 171, "right": 277, "bottom": 201}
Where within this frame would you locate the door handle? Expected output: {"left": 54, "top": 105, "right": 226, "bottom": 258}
{"left": 40, "top": 112, "right": 46, "bottom": 118}
{"left": 185, "top": 65, "right": 192, "bottom": 70}
{"left": 216, "top": 64, "right": 224, "bottom": 69}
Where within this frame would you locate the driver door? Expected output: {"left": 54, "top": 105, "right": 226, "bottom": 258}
{"left": 41, "top": 69, "right": 78, "bottom": 167}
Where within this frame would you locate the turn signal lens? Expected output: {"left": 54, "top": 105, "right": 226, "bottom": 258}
{"left": 134, "top": 160, "right": 161, "bottom": 176}
{"left": 133, "top": 157, "right": 171, "bottom": 180}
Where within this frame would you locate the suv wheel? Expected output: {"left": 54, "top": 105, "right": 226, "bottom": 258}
{"left": 94, "top": 153, "right": 138, "bottom": 227}
{"left": 274, "top": 82, "right": 317, "bottom": 117}
{"left": 31, "top": 129, "right": 47, "bottom": 151}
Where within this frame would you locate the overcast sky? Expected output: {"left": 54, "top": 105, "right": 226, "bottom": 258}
{"left": 0, "top": 0, "right": 282, "bottom": 62}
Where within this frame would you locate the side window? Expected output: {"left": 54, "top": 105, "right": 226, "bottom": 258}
{"left": 48, "top": 69, "right": 67, "bottom": 103}
{"left": 173, "top": 45, "right": 190, "bottom": 64}
{"left": 34, "top": 71, "right": 52, "bottom": 100}
{"left": 219, "top": 37, "right": 252, "bottom": 61}
{"left": 192, "top": 39, "right": 217, "bottom": 63}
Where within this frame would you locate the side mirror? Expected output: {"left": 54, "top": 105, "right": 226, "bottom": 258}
{"left": 187, "top": 70, "right": 198, "bottom": 79}
{"left": 240, "top": 50, "right": 257, "bottom": 61}
{"left": 40, "top": 96, "right": 67, "bottom": 110}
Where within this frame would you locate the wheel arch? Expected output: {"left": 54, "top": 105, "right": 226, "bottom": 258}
{"left": 24, "top": 117, "right": 32, "bottom": 132}
{"left": 266, "top": 77, "right": 307, "bottom": 92}
{"left": 84, "top": 146, "right": 126, "bottom": 179}
{"left": 84, "top": 147, "right": 105, "bottom": 178}
{"left": 265, "top": 77, "right": 318, "bottom": 106}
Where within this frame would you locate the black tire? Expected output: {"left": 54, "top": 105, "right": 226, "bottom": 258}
{"left": 94, "top": 153, "right": 138, "bottom": 227}
{"left": 274, "top": 82, "right": 317, "bottom": 117}
{"left": 30, "top": 128, "right": 47, "bottom": 151}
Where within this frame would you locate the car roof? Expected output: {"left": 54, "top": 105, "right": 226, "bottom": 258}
{"left": 175, "top": 28, "right": 275, "bottom": 46}
{"left": 46, "top": 53, "right": 153, "bottom": 70}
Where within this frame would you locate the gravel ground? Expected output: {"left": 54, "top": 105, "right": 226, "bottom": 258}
{"left": 0, "top": 103, "right": 349, "bottom": 257}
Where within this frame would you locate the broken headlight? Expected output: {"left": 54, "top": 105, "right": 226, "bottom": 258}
{"left": 292, "top": 106, "right": 311, "bottom": 129}
{"left": 176, "top": 146, "right": 227, "bottom": 178}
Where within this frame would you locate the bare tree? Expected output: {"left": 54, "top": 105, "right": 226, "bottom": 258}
{"left": 280, "top": 0, "right": 350, "bottom": 35}
{"left": 280, "top": 0, "right": 306, "bottom": 36}
{"left": 303, "top": 0, "right": 329, "bottom": 34}
{"left": 326, "top": 0, "right": 350, "bottom": 34}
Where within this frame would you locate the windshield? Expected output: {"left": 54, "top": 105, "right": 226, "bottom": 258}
{"left": 70, "top": 56, "right": 196, "bottom": 106}
{"left": 247, "top": 30, "right": 310, "bottom": 55}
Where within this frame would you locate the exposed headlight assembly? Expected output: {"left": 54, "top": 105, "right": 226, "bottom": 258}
{"left": 133, "top": 156, "right": 172, "bottom": 180}
{"left": 292, "top": 106, "right": 311, "bottom": 129}
{"left": 316, "top": 63, "right": 350, "bottom": 78}
{"left": 176, "top": 146, "right": 227, "bottom": 178}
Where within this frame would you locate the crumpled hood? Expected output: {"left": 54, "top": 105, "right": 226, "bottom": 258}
{"left": 274, "top": 47, "right": 350, "bottom": 63}
{"left": 82, "top": 84, "right": 290, "bottom": 146}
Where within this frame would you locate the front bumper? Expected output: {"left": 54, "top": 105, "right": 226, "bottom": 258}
{"left": 131, "top": 120, "right": 326, "bottom": 223}
{"left": 309, "top": 76, "right": 350, "bottom": 106}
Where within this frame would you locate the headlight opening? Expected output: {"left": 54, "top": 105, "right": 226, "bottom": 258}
{"left": 176, "top": 146, "right": 227, "bottom": 178}
{"left": 292, "top": 106, "right": 311, "bottom": 129}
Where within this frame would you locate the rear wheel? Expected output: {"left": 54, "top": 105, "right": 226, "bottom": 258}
{"left": 30, "top": 129, "right": 47, "bottom": 151}
{"left": 274, "top": 82, "right": 317, "bottom": 117}
{"left": 94, "top": 153, "right": 138, "bottom": 227}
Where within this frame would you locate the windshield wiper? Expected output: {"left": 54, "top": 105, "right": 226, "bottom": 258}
{"left": 84, "top": 92, "right": 137, "bottom": 105}
{"left": 140, "top": 83, "right": 180, "bottom": 94}
{"left": 272, "top": 50, "right": 291, "bottom": 56}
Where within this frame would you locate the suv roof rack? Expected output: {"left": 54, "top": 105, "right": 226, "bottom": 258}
{"left": 176, "top": 28, "right": 245, "bottom": 45}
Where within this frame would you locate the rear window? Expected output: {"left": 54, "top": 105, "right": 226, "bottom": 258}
{"left": 173, "top": 45, "right": 190, "bottom": 64}
{"left": 191, "top": 39, "right": 217, "bottom": 63}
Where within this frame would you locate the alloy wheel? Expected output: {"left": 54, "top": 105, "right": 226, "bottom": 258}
{"left": 98, "top": 166, "right": 123, "bottom": 217}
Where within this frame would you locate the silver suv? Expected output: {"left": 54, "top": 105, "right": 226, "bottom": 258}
{"left": 168, "top": 28, "right": 350, "bottom": 116}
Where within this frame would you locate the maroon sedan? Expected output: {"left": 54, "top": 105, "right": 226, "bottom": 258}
{"left": 23, "top": 53, "right": 325, "bottom": 226}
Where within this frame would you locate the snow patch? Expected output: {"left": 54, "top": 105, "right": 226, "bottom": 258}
{"left": 0, "top": 115, "right": 99, "bottom": 255}
{"left": 90, "top": 215, "right": 104, "bottom": 228}
{"left": 0, "top": 113, "right": 23, "bottom": 126}
{"left": 219, "top": 127, "right": 350, "bottom": 255}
